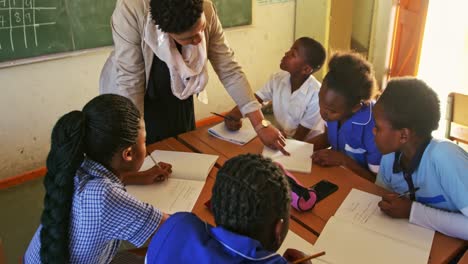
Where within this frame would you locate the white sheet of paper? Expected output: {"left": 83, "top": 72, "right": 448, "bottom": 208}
{"left": 334, "top": 189, "right": 434, "bottom": 251}
{"left": 278, "top": 231, "right": 314, "bottom": 255}
{"left": 127, "top": 179, "right": 204, "bottom": 214}
{"left": 141, "top": 150, "right": 218, "bottom": 181}
{"left": 262, "top": 139, "right": 313, "bottom": 173}
{"left": 278, "top": 231, "right": 328, "bottom": 263}
{"left": 207, "top": 119, "right": 257, "bottom": 145}
{"left": 131, "top": 150, "right": 217, "bottom": 214}
{"left": 314, "top": 217, "right": 430, "bottom": 264}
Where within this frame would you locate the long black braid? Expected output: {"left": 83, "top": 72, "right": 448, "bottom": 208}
{"left": 211, "top": 154, "right": 290, "bottom": 250}
{"left": 39, "top": 94, "right": 140, "bottom": 263}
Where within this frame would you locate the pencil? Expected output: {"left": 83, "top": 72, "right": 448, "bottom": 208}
{"left": 147, "top": 151, "right": 159, "bottom": 166}
{"left": 210, "top": 112, "right": 235, "bottom": 121}
{"left": 396, "top": 187, "right": 420, "bottom": 198}
{"left": 291, "top": 251, "right": 326, "bottom": 264}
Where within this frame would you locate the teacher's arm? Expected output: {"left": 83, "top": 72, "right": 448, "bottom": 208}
{"left": 109, "top": 0, "right": 147, "bottom": 114}
{"left": 204, "top": 1, "right": 288, "bottom": 154}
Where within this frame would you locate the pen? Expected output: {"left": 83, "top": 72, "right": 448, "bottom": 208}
{"left": 210, "top": 112, "right": 235, "bottom": 121}
{"left": 396, "top": 187, "right": 420, "bottom": 198}
{"left": 291, "top": 251, "right": 326, "bottom": 264}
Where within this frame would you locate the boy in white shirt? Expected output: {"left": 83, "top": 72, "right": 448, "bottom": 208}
{"left": 225, "top": 37, "right": 326, "bottom": 141}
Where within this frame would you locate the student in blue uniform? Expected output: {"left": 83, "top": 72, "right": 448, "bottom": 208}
{"left": 146, "top": 154, "right": 311, "bottom": 263}
{"left": 308, "top": 52, "right": 382, "bottom": 181}
{"left": 24, "top": 94, "right": 172, "bottom": 263}
{"left": 374, "top": 78, "right": 468, "bottom": 240}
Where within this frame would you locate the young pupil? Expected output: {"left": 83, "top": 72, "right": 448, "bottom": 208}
{"left": 24, "top": 94, "right": 172, "bottom": 263}
{"left": 225, "top": 37, "right": 326, "bottom": 141}
{"left": 146, "top": 154, "right": 311, "bottom": 263}
{"left": 373, "top": 78, "right": 468, "bottom": 240}
{"left": 309, "top": 52, "right": 381, "bottom": 181}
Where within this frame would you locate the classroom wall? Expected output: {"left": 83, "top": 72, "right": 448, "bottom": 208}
{"left": 352, "top": 0, "right": 374, "bottom": 50}
{"left": 0, "top": 0, "right": 296, "bottom": 180}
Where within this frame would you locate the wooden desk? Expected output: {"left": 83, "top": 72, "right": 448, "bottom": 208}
{"left": 176, "top": 125, "right": 467, "bottom": 263}
{"left": 191, "top": 169, "right": 318, "bottom": 245}
{"left": 459, "top": 250, "right": 468, "bottom": 264}
{"left": 177, "top": 124, "right": 261, "bottom": 166}
{"left": 131, "top": 138, "right": 318, "bottom": 256}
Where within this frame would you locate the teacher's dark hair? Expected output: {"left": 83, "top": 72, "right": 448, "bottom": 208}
{"left": 39, "top": 94, "right": 140, "bottom": 263}
{"left": 150, "top": 0, "right": 204, "bottom": 33}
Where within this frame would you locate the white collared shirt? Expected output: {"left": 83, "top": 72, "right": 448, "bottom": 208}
{"left": 256, "top": 71, "right": 324, "bottom": 138}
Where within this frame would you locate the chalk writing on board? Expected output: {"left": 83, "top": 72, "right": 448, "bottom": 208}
{"left": 0, "top": 0, "right": 56, "bottom": 51}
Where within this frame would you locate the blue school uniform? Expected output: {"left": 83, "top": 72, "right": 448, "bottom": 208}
{"left": 326, "top": 103, "right": 381, "bottom": 173}
{"left": 146, "top": 212, "right": 287, "bottom": 264}
{"left": 376, "top": 139, "right": 468, "bottom": 212}
{"left": 24, "top": 158, "right": 163, "bottom": 264}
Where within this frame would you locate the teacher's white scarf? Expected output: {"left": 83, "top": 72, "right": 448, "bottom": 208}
{"left": 144, "top": 14, "right": 209, "bottom": 104}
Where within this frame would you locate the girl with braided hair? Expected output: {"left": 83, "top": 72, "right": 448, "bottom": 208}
{"left": 145, "top": 154, "right": 311, "bottom": 263}
{"left": 24, "top": 94, "right": 171, "bottom": 263}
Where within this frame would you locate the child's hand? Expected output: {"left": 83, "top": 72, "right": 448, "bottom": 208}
{"left": 224, "top": 114, "right": 242, "bottom": 131}
{"left": 283, "top": 248, "right": 311, "bottom": 264}
{"left": 378, "top": 193, "right": 412, "bottom": 219}
{"left": 141, "top": 162, "right": 172, "bottom": 183}
{"left": 312, "top": 149, "right": 347, "bottom": 167}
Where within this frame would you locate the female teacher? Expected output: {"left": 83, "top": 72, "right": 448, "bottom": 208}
{"left": 100, "top": 0, "right": 287, "bottom": 153}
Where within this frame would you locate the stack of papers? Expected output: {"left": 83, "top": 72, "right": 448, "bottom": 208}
{"left": 314, "top": 189, "right": 434, "bottom": 264}
{"left": 262, "top": 139, "right": 314, "bottom": 173}
{"left": 127, "top": 150, "right": 218, "bottom": 214}
{"left": 208, "top": 119, "right": 257, "bottom": 145}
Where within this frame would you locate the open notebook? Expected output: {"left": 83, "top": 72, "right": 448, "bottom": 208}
{"left": 126, "top": 150, "right": 218, "bottom": 214}
{"left": 208, "top": 119, "right": 257, "bottom": 145}
{"left": 314, "top": 189, "right": 435, "bottom": 264}
{"left": 278, "top": 231, "right": 323, "bottom": 257}
{"left": 262, "top": 139, "right": 314, "bottom": 173}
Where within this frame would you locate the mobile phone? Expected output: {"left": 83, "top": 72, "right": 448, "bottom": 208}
{"left": 310, "top": 180, "right": 338, "bottom": 203}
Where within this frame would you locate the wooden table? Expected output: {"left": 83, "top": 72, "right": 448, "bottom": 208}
{"left": 177, "top": 124, "right": 467, "bottom": 263}
{"left": 459, "top": 250, "right": 468, "bottom": 264}
{"left": 131, "top": 137, "right": 318, "bottom": 256}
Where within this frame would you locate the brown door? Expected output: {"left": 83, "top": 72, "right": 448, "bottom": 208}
{"left": 388, "top": 0, "right": 429, "bottom": 77}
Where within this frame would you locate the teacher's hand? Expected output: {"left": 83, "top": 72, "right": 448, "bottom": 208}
{"left": 258, "top": 126, "right": 290, "bottom": 156}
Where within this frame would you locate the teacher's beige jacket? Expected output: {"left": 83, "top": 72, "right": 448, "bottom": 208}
{"left": 100, "top": 0, "right": 260, "bottom": 115}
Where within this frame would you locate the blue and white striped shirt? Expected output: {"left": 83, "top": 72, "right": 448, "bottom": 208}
{"left": 25, "top": 158, "right": 163, "bottom": 264}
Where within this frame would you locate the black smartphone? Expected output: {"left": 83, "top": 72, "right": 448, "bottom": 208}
{"left": 310, "top": 180, "right": 338, "bottom": 203}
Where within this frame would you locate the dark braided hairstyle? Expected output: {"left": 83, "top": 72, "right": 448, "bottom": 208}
{"left": 211, "top": 154, "right": 291, "bottom": 251}
{"left": 39, "top": 94, "right": 140, "bottom": 263}
{"left": 324, "top": 51, "right": 378, "bottom": 107}
{"left": 150, "top": 0, "right": 204, "bottom": 33}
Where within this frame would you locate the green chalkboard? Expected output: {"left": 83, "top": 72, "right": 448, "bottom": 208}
{"left": 213, "top": 0, "right": 252, "bottom": 28}
{"left": 0, "top": 0, "right": 116, "bottom": 62}
{"left": 0, "top": 0, "right": 251, "bottom": 63}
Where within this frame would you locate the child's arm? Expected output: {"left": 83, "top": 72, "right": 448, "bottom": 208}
{"left": 292, "top": 125, "right": 311, "bottom": 141}
{"left": 307, "top": 127, "right": 329, "bottom": 150}
{"left": 379, "top": 195, "right": 468, "bottom": 240}
{"left": 312, "top": 149, "right": 376, "bottom": 181}
{"left": 122, "top": 162, "right": 172, "bottom": 185}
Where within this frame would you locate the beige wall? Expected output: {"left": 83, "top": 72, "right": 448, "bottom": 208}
{"left": 0, "top": 0, "right": 296, "bottom": 180}
{"left": 295, "top": 0, "right": 395, "bottom": 85}
{"left": 352, "top": 0, "right": 374, "bottom": 49}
